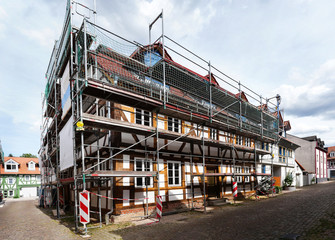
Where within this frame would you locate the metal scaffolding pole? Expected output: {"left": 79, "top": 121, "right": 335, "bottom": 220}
{"left": 155, "top": 112, "right": 161, "bottom": 220}
{"left": 202, "top": 126, "right": 206, "bottom": 214}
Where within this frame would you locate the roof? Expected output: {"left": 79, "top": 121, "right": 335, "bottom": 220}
{"left": 279, "top": 137, "right": 300, "bottom": 150}
{"left": 1, "top": 157, "right": 40, "bottom": 175}
{"left": 328, "top": 146, "right": 335, "bottom": 160}
{"left": 235, "top": 91, "right": 249, "bottom": 102}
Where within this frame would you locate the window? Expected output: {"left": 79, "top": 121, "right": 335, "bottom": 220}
{"left": 235, "top": 166, "right": 242, "bottom": 183}
{"left": 135, "top": 109, "right": 151, "bottom": 126}
{"left": 245, "top": 138, "right": 251, "bottom": 147}
{"left": 9, "top": 190, "right": 13, "bottom": 197}
{"left": 37, "top": 175, "right": 41, "bottom": 181}
{"left": 5, "top": 160, "right": 18, "bottom": 172}
{"left": 262, "top": 164, "right": 266, "bottom": 174}
{"left": 7, "top": 178, "right": 14, "bottom": 185}
{"left": 245, "top": 167, "right": 250, "bottom": 182}
{"left": 4, "top": 190, "right": 7, "bottom": 198}
{"left": 210, "top": 128, "right": 217, "bottom": 140}
{"left": 168, "top": 161, "right": 181, "bottom": 186}
{"left": 279, "top": 147, "right": 282, "bottom": 155}
{"left": 236, "top": 136, "right": 243, "bottom": 145}
{"left": 168, "top": 117, "right": 181, "bottom": 133}
{"left": 135, "top": 158, "right": 152, "bottom": 187}
{"left": 330, "top": 152, "right": 335, "bottom": 157}
{"left": 28, "top": 161, "right": 35, "bottom": 170}
{"left": 25, "top": 175, "right": 30, "bottom": 181}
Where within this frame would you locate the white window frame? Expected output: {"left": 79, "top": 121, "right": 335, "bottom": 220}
{"left": 28, "top": 161, "right": 35, "bottom": 171}
{"left": 135, "top": 108, "right": 151, "bottom": 126}
{"left": 235, "top": 166, "right": 242, "bottom": 183}
{"left": 7, "top": 178, "right": 14, "bottom": 185}
{"left": 167, "top": 117, "right": 181, "bottom": 133}
{"left": 167, "top": 161, "right": 181, "bottom": 187}
{"left": 5, "top": 159, "right": 18, "bottom": 172}
{"left": 134, "top": 158, "right": 153, "bottom": 188}
{"left": 244, "top": 167, "right": 250, "bottom": 182}
{"left": 25, "top": 175, "right": 30, "bottom": 182}
{"left": 210, "top": 128, "right": 217, "bottom": 140}
{"left": 236, "top": 135, "right": 243, "bottom": 145}
{"left": 9, "top": 190, "right": 14, "bottom": 197}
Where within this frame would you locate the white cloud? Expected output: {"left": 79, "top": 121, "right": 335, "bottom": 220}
{"left": 277, "top": 59, "right": 335, "bottom": 118}
{"left": 19, "top": 27, "right": 58, "bottom": 47}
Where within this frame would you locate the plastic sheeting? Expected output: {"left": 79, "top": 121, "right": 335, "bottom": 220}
{"left": 60, "top": 116, "right": 74, "bottom": 171}
{"left": 61, "top": 62, "right": 71, "bottom": 120}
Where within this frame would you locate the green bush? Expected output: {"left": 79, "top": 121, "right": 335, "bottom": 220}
{"left": 275, "top": 186, "right": 282, "bottom": 193}
{"left": 283, "top": 172, "right": 294, "bottom": 187}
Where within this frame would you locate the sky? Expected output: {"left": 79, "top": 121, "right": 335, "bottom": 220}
{"left": 0, "top": 0, "right": 335, "bottom": 156}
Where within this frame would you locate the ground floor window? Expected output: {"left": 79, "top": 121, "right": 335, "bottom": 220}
{"left": 245, "top": 167, "right": 250, "bottom": 182}
{"left": 4, "top": 190, "right": 7, "bottom": 198}
{"left": 168, "top": 161, "right": 181, "bottom": 186}
{"left": 135, "top": 158, "right": 153, "bottom": 188}
{"left": 262, "top": 164, "right": 266, "bottom": 174}
{"left": 9, "top": 190, "right": 14, "bottom": 197}
{"left": 235, "top": 166, "right": 242, "bottom": 183}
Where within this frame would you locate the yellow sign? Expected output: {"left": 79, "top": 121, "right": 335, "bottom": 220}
{"left": 76, "top": 121, "right": 84, "bottom": 131}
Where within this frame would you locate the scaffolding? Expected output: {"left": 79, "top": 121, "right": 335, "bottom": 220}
{"left": 40, "top": 1, "right": 280, "bottom": 231}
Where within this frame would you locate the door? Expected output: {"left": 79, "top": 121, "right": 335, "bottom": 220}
{"left": 207, "top": 166, "right": 220, "bottom": 198}
{"left": 21, "top": 187, "right": 37, "bottom": 198}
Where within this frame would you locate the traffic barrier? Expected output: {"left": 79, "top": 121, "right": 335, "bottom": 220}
{"left": 233, "top": 182, "right": 238, "bottom": 198}
{"left": 156, "top": 195, "right": 163, "bottom": 219}
{"left": 80, "top": 191, "right": 90, "bottom": 224}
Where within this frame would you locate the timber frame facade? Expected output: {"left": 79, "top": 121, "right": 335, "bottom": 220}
{"left": 0, "top": 157, "right": 41, "bottom": 198}
{"left": 40, "top": 1, "right": 280, "bottom": 228}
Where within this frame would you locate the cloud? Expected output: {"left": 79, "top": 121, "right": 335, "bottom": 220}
{"left": 278, "top": 59, "right": 335, "bottom": 118}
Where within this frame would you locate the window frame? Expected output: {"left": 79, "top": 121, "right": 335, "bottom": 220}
{"left": 210, "top": 128, "right": 217, "bottom": 140}
{"left": 25, "top": 175, "right": 30, "bottom": 182}
{"left": 28, "top": 161, "right": 35, "bottom": 171}
{"left": 135, "top": 108, "right": 151, "bottom": 126}
{"left": 134, "top": 158, "right": 153, "bottom": 188}
{"left": 5, "top": 160, "right": 18, "bottom": 172}
{"left": 7, "top": 178, "right": 14, "bottom": 185}
{"left": 167, "top": 117, "right": 181, "bottom": 133}
{"left": 167, "top": 161, "right": 182, "bottom": 187}
{"left": 244, "top": 167, "right": 250, "bottom": 182}
{"left": 234, "top": 166, "right": 242, "bottom": 183}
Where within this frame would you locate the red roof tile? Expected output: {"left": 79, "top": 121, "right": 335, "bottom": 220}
{"left": 1, "top": 157, "right": 40, "bottom": 175}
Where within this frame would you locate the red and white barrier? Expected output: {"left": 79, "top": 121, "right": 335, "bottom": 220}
{"left": 156, "top": 195, "right": 163, "bottom": 219}
{"left": 233, "top": 182, "right": 238, "bottom": 198}
{"left": 80, "top": 191, "right": 90, "bottom": 224}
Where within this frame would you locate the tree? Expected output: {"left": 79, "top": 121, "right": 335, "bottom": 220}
{"left": 8, "top": 153, "right": 14, "bottom": 157}
{"left": 20, "top": 153, "right": 37, "bottom": 158}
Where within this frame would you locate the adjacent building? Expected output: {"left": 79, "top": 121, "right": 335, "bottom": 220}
{"left": 327, "top": 146, "right": 335, "bottom": 179}
{"left": 259, "top": 119, "right": 300, "bottom": 187}
{"left": 0, "top": 157, "right": 41, "bottom": 198}
{"left": 286, "top": 135, "right": 327, "bottom": 184}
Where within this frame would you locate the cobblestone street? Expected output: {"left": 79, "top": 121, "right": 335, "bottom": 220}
{"left": 0, "top": 198, "right": 81, "bottom": 240}
{"left": 1, "top": 181, "right": 335, "bottom": 240}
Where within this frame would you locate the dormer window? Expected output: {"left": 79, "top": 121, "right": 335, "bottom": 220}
{"left": 28, "top": 161, "right": 35, "bottom": 171}
{"left": 5, "top": 159, "right": 18, "bottom": 172}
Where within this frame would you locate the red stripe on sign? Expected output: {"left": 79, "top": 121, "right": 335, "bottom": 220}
{"left": 80, "top": 202, "right": 89, "bottom": 215}
{"left": 82, "top": 192, "right": 88, "bottom": 200}
{"left": 157, "top": 204, "right": 162, "bottom": 212}
{"left": 80, "top": 216, "right": 88, "bottom": 223}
